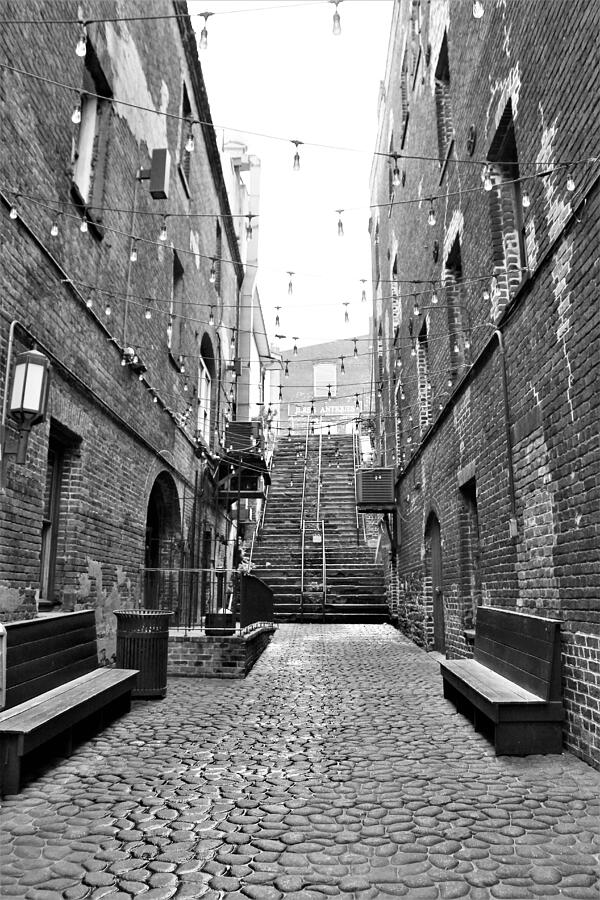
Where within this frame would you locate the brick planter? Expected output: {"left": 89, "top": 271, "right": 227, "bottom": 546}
{"left": 167, "top": 625, "right": 276, "bottom": 679}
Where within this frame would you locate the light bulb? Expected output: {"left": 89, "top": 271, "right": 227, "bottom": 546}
{"left": 483, "top": 166, "right": 493, "bottom": 191}
{"left": 413, "top": 300, "right": 420, "bottom": 316}
{"left": 9, "top": 204, "right": 18, "bottom": 219}
{"left": 166, "top": 323, "right": 172, "bottom": 340}
{"left": 86, "top": 296, "right": 93, "bottom": 308}
{"left": 293, "top": 150, "right": 300, "bottom": 171}
{"left": 293, "top": 339, "right": 298, "bottom": 356}
{"left": 340, "top": 357, "right": 345, "bottom": 373}
{"left": 392, "top": 165, "right": 401, "bottom": 187}
{"left": 332, "top": 2, "right": 341, "bottom": 35}
{"left": 105, "top": 303, "right": 111, "bottom": 317}
{"left": 80, "top": 217, "right": 88, "bottom": 233}
{"left": 284, "top": 361, "right": 289, "bottom": 376}
{"left": 121, "top": 356, "right": 127, "bottom": 366}
{"left": 209, "top": 260, "right": 216, "bottom": 283}
{"left": 522, "top": 192, "right": 530, "bottom": 208}
{"left": 76, "top": 27, "right": 87, "bottom": 57}
{"left": 431, "top": 287, "right": 439, "bottom": 304}
{"left": 447, "top": 377, "right": 453, "bottom": 388}
{"left": 153, "top": 394, "right": 158, "bottom": 403}
{"left": 411, "top": 345, "right": 416, "bottom": 357}
{"left": 50, "top": 219, "right": 59, "bottom": 237}
{"left": 483, "top": 288, "right": 490, "bottom": 301}
{"left": 71, "top": 105, "right": 81, "bottom": 124}
{"left": 159, "top": 219, "right": 167, "bottom": 241}
{"left": 185, "top": 130, "right": 195, "bottom": 153}
{"left": 133, "top": 353, "right": 139, "bottom": 365}
{"left": 288, "top": 273, "right": 293, "bottom": 295}
{"left": 453, "top": 342, "right": 460, "bottom": 354}
{"left": 465, "top": 338, "right": 471, "bottom": 350}
{"left": 472, "top": 0, "right": 484, "bottom": 18}
{"left": 354, "top": 340, "right": 358, "bottom": 358}
{"left": 344, "top": 308, "right": 349, "bottom": 324}
{"left": 566, "top": 173, "right": 575, "bottom": 192}
{"left": 337, "top": 214, "right": 344, "bottom": 237}
{"left": 130, "top": 242, "right": 138, "bottom": 262}
{"left": 361, "top": 287, "right": 367, "bottom": 302}
{"left": 145, "top": 307, "right": 152, "bottom": 320}
{"left": 427, "top": 203, "right": 436, "bottom": 227}
{"left": 138, "top": 372, "right": 144, "bottom": 381}
{"left": 209, "top": 308, "right": 214, "bottom": 326}
{"left": 275, "top": 311, "right": 280, "bottom": 327}
{"left": 199, "top": 26, "right": 208, "bottom": 50}
{"left": 246, "top": 216, "right": 253, "bottom": 239}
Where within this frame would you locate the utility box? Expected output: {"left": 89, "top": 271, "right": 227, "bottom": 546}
{"left": 150, "top": 148, "right": 171, "bottom": 199}
{"left": 356, "top": 468, "right": 396, "bottom": 511}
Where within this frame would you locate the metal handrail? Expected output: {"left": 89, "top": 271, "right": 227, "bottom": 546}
{"left": 300, "top": 519, "right": 306, "bottom": 618}
{"left": 300, "top": 413, "right": 311, "bottom": 529}
{"left": 352, "top": 427, "right": 361, "bottom": 544}
{"left": 321, "top": 519, "right": 327, "bottom": 620}
{"left": 249, "top": 454, "right": 273, "bottom": 563}
{"left": 316, "top": 428, "right": 323, "bottom": 523}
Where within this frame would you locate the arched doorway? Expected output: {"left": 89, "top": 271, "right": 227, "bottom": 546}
{"left": 425, "top": 511, "right": 445, "bottom": 652}
{"left": 144, "top": 472, "right": 181, "bottom": 609}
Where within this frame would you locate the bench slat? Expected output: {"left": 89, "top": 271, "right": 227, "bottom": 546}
{"left": 475, "top": 636, "right": 552, "bottom": 700}
{"left": 476, "top": 607, "right": 560, "bottom": 643}
{"left": 0, "top": 669, "right": 139, "bottom": 734}
{"left": 6, "top": 657, "right": 103, "bottom": 709}
{"left": 7, "top": 641, "right": 98, "bottom": 691}
{"left": 6, "top": 611, "right": 96, "bottom": 646}
{"left": 478, "top": 617, "right": 556, "bottom": 661}
{"left": 6, "top": 624, "right": 97, "bottom": 668}
{"left": 442, "top": 659, "right": 544, "bottom": 703}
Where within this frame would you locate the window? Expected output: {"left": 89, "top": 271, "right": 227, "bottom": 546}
{"left": 39, "top": 423, "right": 79, "bottom": 609}
{"left": 444, "top": 237, "right": 466, "bottom": 376}
{"left": 178, "top": 84, "right": 193, "bottom": 194}
{"left": 459, "top": 477, "right": 481, "bottom": 630}
{"left": 417, "top": 321, "right": 431, "bottom": 432}
{"left": 72, "top": 42, "right": 112, "bottom": 221}
{"left": 434, "top": 32, "right": 453, "bottom": 165}
{"left": 214, "top": 221, "right": 222, "bottom": 295}
{"left": 486, "top": 101, "right": 527, "bottom": 316}
{"left": 169, "top": 252, "right": 184, "bottom": 355}
{"left": 197, "top": 357, "right": 212, "bottom": 444}
{"left": 313, "top": 363, "right": 336, "bottom": 398}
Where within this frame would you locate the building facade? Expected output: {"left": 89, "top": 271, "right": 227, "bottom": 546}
{"left": 370, "top": 0, "right": 599, "bottom": 765}
{"left": 0, "top": 1, "right": 270, "bottom": 653}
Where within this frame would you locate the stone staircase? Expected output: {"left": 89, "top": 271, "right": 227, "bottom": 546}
{"left": 251, "top": 434, "right": 389, "bottom": 623}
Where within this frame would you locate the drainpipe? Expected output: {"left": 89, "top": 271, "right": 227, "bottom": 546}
{"left": 495, "top": 328, "right": 518, "bottom": 540}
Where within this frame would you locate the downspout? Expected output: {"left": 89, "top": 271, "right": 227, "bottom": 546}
{"left": 495, "top": 328, "right": 518, "bottom": 540}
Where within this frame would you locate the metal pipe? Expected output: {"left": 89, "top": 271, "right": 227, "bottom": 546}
{"left": 316, "top": 427, "right": 323, "bottom": 524}
{"left": 321, "top": 519, "right": 327, "bottom": 621}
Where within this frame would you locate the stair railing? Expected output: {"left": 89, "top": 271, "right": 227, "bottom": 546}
{"left": 321, "top": 519, "right": 327, "bottom": 621}
{"left": 300, "top": 414, "right": 310, "bottom": 529}
{"left": 352, "top": 427, "right": 361, "bottom": 545}
{"left": 299, "top": 414, "right": 311, "bottom": 616}
{"left": 316, "top": 428, "right": 323, "bottom": 524}
{"left": 249, "top": 455, "right": 272, "bottom": 564}
{"left": 300, "top": 519, "right": 306, "bottom": 619}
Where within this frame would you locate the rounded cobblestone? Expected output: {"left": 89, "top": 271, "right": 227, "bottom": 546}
{"left": 0, "top": 625, "right": 598, "bottom": 900}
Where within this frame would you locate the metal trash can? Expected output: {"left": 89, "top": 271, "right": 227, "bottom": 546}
{"left": 114, "top": 609, "right": 173, "bottom": 699}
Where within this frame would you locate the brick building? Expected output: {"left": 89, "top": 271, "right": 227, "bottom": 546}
{"left": 370, "top": 0, "right": 599, "bottom": 765}
{"left": 276, "top": 336, "right": 373, "bottom": 438}
{"left": 0, "top": 1, "right": 270, "bottom": 654}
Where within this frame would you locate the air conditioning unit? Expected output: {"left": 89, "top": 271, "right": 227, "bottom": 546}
{"left": 356, "top": 468, "right": 396, "bottom": 511}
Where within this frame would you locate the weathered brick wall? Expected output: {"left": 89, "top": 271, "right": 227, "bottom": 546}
{"left": 167, "top": 626, "right": 275, "bottom": 678}
{"left": 0, "top": 2, "right": 242, "bottom": 657}
{"left": 371, "top": 0, "right": 600, "bottom": 766}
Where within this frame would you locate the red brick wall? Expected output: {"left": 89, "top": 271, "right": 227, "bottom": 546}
{"left": 371, "top": 0, "right": 600, "bottom": 766}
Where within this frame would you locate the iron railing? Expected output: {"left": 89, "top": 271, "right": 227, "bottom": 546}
{"left": 321, "top": 519, "right": 327, "bottom": 620}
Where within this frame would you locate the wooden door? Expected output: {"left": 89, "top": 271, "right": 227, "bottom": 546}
{"left": 429, "top": 515, "right": 445, "bottom": 652}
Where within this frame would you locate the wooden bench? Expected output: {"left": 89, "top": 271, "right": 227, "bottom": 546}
{"left": 0, "top": 610, "right": 138, "bottom": 795}
{"left": 440, "top": 607, "right": 563, "bottom": 756}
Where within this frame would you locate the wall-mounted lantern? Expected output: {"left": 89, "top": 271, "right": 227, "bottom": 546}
{"left": 1, "top": 348, "right": 51, "bottom": 476}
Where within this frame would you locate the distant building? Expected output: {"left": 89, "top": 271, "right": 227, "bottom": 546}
{"left": 276, "top": 337, "right": 373, "bottom": 438}
{"left": 0, "top": 1, "right": 270, "bottom": 652}
{"left": 370, "top": 0, "right": 599, "bottom": 766}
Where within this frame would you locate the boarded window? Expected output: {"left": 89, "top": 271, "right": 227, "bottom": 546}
{"left": 487, "top": 102, "right": 527, "bottom": 318}
{"left": 72, "top": 43, "right": 112, "bottom": 221}
{"left": 179, "top": 84, "right": 193, "bottom": 192}
{"left": 197, "top": 357, "right": 212, "bottom": 444}
{"left": 417, "top": 321, "right": 431, "bottom": 432}
{"left": 444, "top": 237, "right": 466, "bottom": 376}
{"left": 434, "top": 32, "right": 453, "bottom": 164}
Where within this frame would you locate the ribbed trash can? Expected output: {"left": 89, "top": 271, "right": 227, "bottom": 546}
{"left": 114, "top": 609, "right": 173, "bottom": 699}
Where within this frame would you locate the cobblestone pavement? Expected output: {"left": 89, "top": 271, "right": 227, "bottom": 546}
{"left": 1, "top": 624, "right": 599, "bottom": 900}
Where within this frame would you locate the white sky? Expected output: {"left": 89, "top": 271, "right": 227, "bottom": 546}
{"left": 189, "top": 0, "right": 393, "bottom": 353}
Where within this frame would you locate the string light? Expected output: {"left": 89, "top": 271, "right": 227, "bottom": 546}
{"left": 75, "top": 23, "right": 87, "bottom": 57}
{"left": 145, "top": 306, "right": 152, "bottom": 320}
{"left": 340, "top": 355, "right": 345, "bottom": 373}
{"left": 391, "top": 153, "right": 401, "bottom": 187}
{"left": 343, "top": 302, "right": 350, "bottom": 324}
{"left": 86, "top": 296, "right": 93, "bottom": 309}
{"left": 327, "top": 384, "right": 332, "bottom": 399}
{"left": 50, "top": 216, "right": 60, "bottom": 237}
{"left": 153, "top": 394, "right": 158, "bottom": 404}
{"left": 566, "top": 173, "right": 575, "bottom": 191}
{"left": 522, "top": 192, "right": 531, "bottom": 208}
{"left": 209, "top": 307, "right": 214, "bottom": 326}
{"left": 483, "top": 166, "right": 493, "bottom": 191}
{"left": 71, "top": 104, "right": 81, "bottom": 124}
{"left": 245, "top": 214, "right": 254, "bottom": 239}
{"left": 472, "top": 0, "right": 484, "bottom": 18}
{"left": 80, "top": 216, "right": 88, "bottom": 233}
{"left": 166, "top": 319, "right": 173, "bottom": 341}
{"left": 159, "top": 216, "right": 168, "bottom": 241}
{"left": 279, "top": 386, "right": 283, "bottom": 401}
{"left": 284, "top": 360, "right": 289, "bottom": 376}
{"left": 9, "top": 198, "right": 18, "bottom": 219}
{"left": 353, "top": 338, "right": 358, "bottom": 358}
{"left": 355, "top": 394, "right": 360, "bottom": 410}
{"left": 427, "top": 200, "right": 436, "bottom": 227}
{"left": 185, "top": 127, "right": 195, "bottom": 153}
{"left": 293, "top": 337, "right": 298, "bottom": 355}
{"left": 331, "top": 0, "right": 342, "bottom": 35}
{"left": 230, "top": 329, "right": 236, "bottom": 349}
{"left": 209, "top": 258, "right": 216, "bottom": 283}
{"left": 292, "top": 139, "right": 302, "bottom": 171}
{"left": 336, "top": 209, "right": 344, "bottom": 236}
{"left": 413, "top": 297, "right": 420, "bottom": 316}
{"left": 275, "top": 307, "right": 281, "bottom": 328}
{"left": 130, "top": 240, "right": 138, "bottom": 262}
{"left": 199, "top": 12, "right": 212, "bottom": 50}
{"left": 360, "top": 279, "right": 367, "bottom": 303}
{"left": 311, "top": 401, "right": 315, "bottom": 415}
{"left": 431, "top": 282, "right": 438, "bottom": 304}
{"left": 105, "top": 302, "right": 111, "bottom": 317}
{"left": 287, "top": 271, "right": 294, "bottom": 295}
